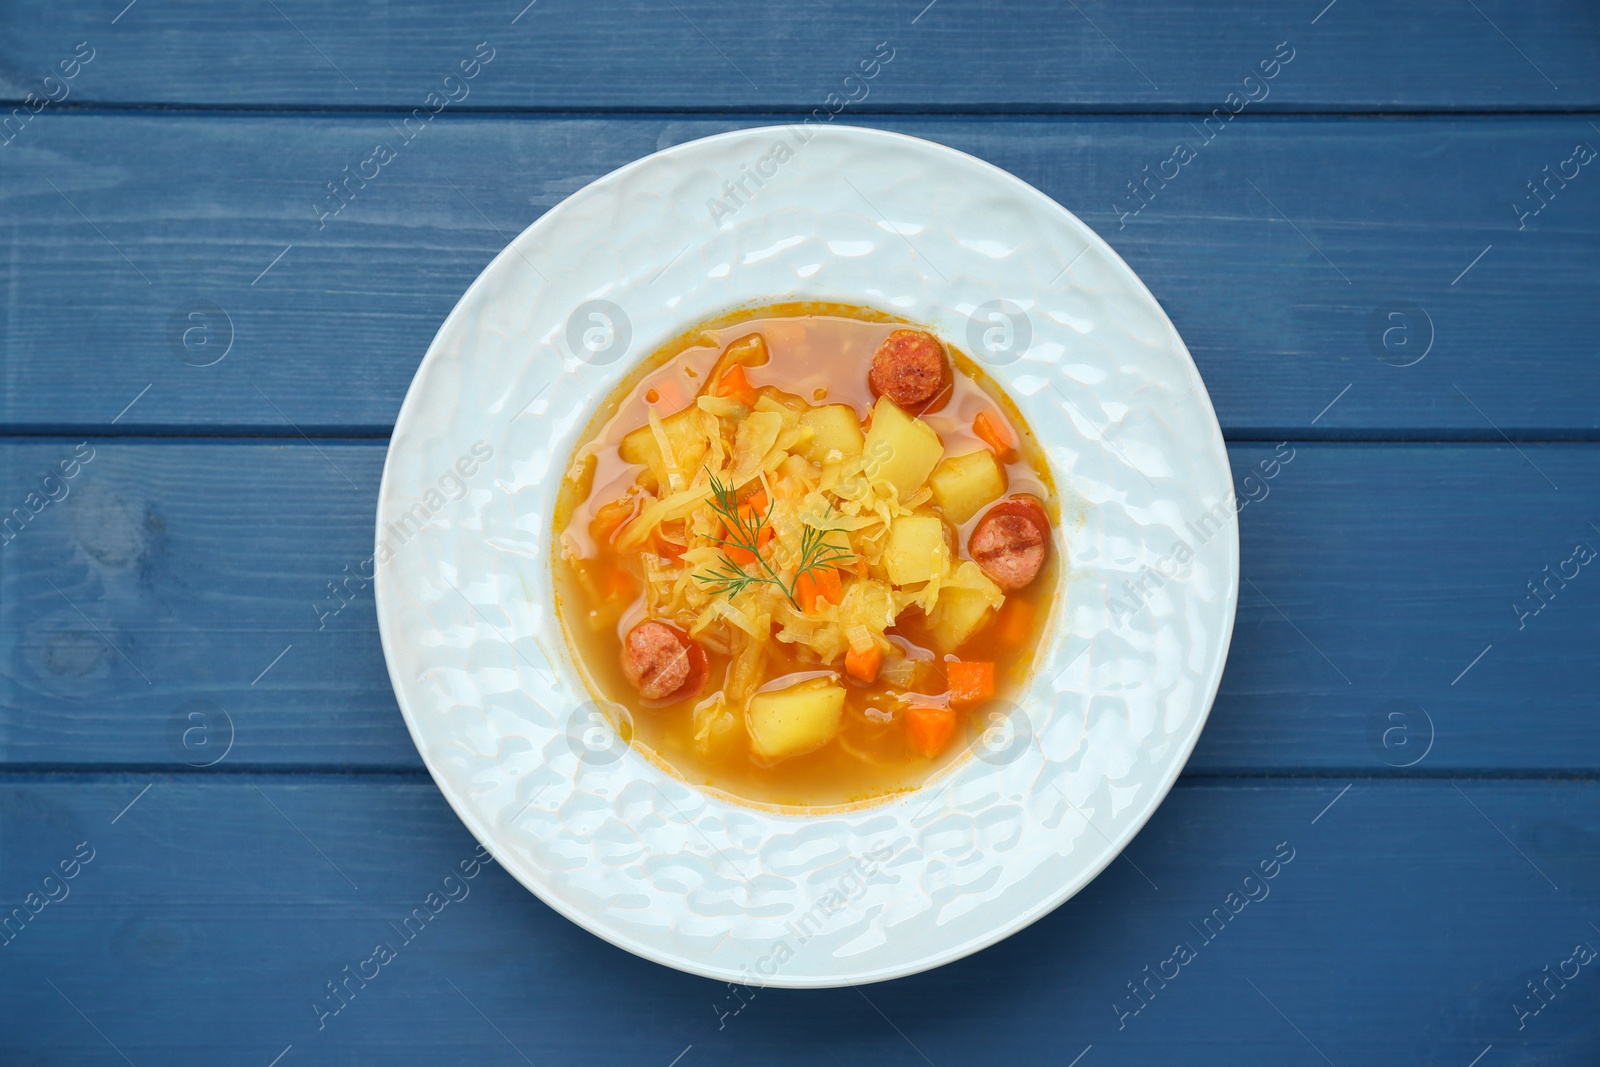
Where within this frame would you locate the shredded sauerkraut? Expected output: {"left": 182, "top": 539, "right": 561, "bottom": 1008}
{"left": 590, "top": 348, "right": 1014, "bottom": 752}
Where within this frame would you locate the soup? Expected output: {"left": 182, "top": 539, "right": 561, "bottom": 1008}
{"left": 553, "top": 303, "right": 1058, "bottom": 809}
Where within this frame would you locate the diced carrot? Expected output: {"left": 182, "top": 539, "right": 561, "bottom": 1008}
{"left": 794, "top": 565, "right": 843, "bottom": 613}
{"left": 722, "top": 490, "right": 774, "bottom": 563}
{"left": 905, "top": 705, "right": 957, "bottom": 758}
{"left": 994, "top": 598, "right": 1034, "bottom": 647}
{"left": 794, "top": 569, "right": 820, "bottom": 609}
{"left": 853, "top": 557, "right": 869, "bottom": 579}
{"left": 601, "top": 568, "right": 637, "bottom": 602}
{"left": 845, "top": 644, "right": 883, "bottom": 684}
{"left": 973, "top": 410, "right": 1014, "bottom": 458}
{"left": 947, "top": 660, "right": 995, "bottom": 707}
{"left": 713, "top": 364, "right": 759, "bottom": 407}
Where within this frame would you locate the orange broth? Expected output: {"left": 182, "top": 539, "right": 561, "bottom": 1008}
{"left": 553, "top": 303, "right": 1058, "bottom": 810}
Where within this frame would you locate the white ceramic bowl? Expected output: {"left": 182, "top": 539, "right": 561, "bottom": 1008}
{"left": 375, "top": 125, "right": 1238, "bottom": 987}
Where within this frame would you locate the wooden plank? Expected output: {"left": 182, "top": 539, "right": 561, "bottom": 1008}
{"left": 1, "top": 440, "right": 1596, "bottom": 772}
{"left": 0, "top": 776, "right": 1592, "bottom": 1063}
{"left": 1, "top": 0, "right": 1596, "bottom": 109}
{"left": 0, "top": 441, "right": 407, "bottom": 767}
{"left": 1202, "top": 441, "right": 1600, "bottom": 774}
{"left": 3, "top": 114, "right": 1597, "bottom": 436}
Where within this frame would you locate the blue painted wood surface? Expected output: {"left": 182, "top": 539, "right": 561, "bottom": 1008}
{"left": 1, "top": 777, "right": 1595, "bottom": 1064}
{"left": 3, "top": 115, "right": 1598, "bottom": 436}
{"left": 1, "top": 1, "right": 1596, "bottom": 110}
{"left": 2, "top": 441, "right": 1595, "bottom": 772}
{"left": 1, "top": 1, "right": 1597, "bottom": 1063}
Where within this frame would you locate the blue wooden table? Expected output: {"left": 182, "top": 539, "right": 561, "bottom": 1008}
{"left": 2, "top": 1, "right": 1598, "bottom": 1062}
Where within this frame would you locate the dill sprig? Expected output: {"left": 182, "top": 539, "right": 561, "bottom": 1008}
{"left": 794, "top": 514, "right": 854, "bottom": 582}
{"left": 695, "top": 558, "right": 765, "bottom": 600}
{"left": 693, "top": 471, "right": 851, "bottom": 610}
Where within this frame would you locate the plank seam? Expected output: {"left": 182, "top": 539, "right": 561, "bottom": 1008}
{"left": 6, "top": 431, "right": 1600, "bottom": 444}
{"left": 0, "top": 766, "right": 1593, "bottom": 781}
{"left": 8, "top": 104, "right": 1600, "bottom": 118}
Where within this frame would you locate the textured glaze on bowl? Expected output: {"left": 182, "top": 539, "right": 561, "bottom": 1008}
{"left": 374, "top": 125, "right": 1239, "bottom": 987}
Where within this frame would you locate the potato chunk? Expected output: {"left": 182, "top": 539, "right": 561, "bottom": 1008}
{"left": 930, "top": 450, "right": 1007, "bottom": 525}
{"left": 884, "top": 512, "right": 950, "bottom": 586}
{"left": 747, "top": 677, "right": 846, "bottom": 763}
{"left": 799, "top": 404, "right": 864, "bottom": 464}
{"left": 619, "top": 406, "right": 704, "bottom": 486}
{"left": 927, "top": 562, "right": 1005, "bottom": 651}
{"left": 862, "top": 397, "right": 943, "bottom": 502}
{"left": 928, "top": 587, "right": 998, "bottom": 651}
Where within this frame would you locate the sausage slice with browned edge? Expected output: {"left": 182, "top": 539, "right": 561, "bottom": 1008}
{"left": 620, "top": 620, "right": 708, "bottom": 701}
{"left": 869, "top": 329, "right": 948, "bottom": 409}
{"left": 969, "top": 497, "right": 1050, "bottom": 591}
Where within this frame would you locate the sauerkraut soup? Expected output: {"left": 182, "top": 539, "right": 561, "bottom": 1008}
{"left": 553, "top": 304, "right": 1058, "bottom": 808}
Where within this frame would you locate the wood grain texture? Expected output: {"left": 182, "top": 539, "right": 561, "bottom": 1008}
{"left": 0, "top": 441, "right": 403, "bottom": 768}
{"left": 0, "top": 777, "right": 1592, "bottom": 1064}
{"left": 1201, "top": 441, "right": 1600, "bottom": 773}
{"left": 2, "top": 8, "right": 1595, "bottom": 1058}
{"left": 3, "top": 114, "right": 1598, "bottom": 436}
{"left": 0, "top": 0, "right": 1596, "bottom": 109}
{"left": 2, "top": 440, "right": 1595, "bottom": 772}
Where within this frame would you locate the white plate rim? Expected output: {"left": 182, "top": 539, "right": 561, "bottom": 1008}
{"left": 375, "top": 123, "right": 1240, "bottom": 987}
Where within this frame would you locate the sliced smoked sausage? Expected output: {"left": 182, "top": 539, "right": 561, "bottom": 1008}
{"left": 969, "top": 497, "right": 1050, "bottom": 591}
{"left": 869, "top": 330, "right": 948, "bottom": 409}
{"left": 620, "top": 620, "right": 707, "bottom": 701}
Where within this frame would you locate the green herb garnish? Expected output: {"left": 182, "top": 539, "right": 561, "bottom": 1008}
{"left": 694, "top": 471, "right": 852, "bottom": 610}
